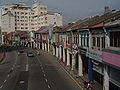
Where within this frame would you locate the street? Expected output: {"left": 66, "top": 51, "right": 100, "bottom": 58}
{"left": 0, "top": 48, "right": 82, "bottom": 90}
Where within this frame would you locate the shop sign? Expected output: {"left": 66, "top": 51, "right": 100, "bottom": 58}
{"left": 72, "top": 50, "right": 78, "bottom": 55}
{"left": 66, "top": 44, "right": 72, "bottom": 48}
{"left": 89, "top": 49, "right": 102, "bottom": 62}
{"left": 92, "top": 60, "right": 103, "bottom": 75}
{"left": 72, "top": 44, "right": 78, "bottom": 50}
{"left": 102, "top": 51, "right": 120, "bottom": 68}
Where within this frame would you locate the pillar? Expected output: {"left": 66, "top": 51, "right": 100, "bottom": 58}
{"left": 48, "top": 40, "right": 50, "bottom": 52}
{"left": 42, "top": 42, "right": 44, "bottom": 50}
{"left": 56, "top": 46, "right": 58, "bottom": 57}
{"left": 53, "top": 46, "right": 55, "bottom": 55}
{"left": 103, "top": 65, "right": 109, "bottom": 90}
{"left": 71, "top": 54, "right": 75, "bottom": 70}
{"left": 63, "top": 48, "right": 65, "bottom": 62}
{"left": 59, "top": 46, "right": 62, "bottom": 60}
{"left": 78, "top": 54, "right": 83, "bottom": 76}
{"left": 88, "top": 58, "right": 93, "bottom": 82}
{"left": 45, "top": 43, "right": 47, "bottom": 51}
{"left": 67, "top": 49, "right": 70, "bottom": 66}
{"left": 89, "top": 32, "right": 92, "bottom": 48}
{"left": 105, "top": 34, "right": 110, "bottom": 48}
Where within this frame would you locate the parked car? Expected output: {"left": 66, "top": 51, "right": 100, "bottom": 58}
{"left": 27, "top": 52, "right": 34, "bottom": 57}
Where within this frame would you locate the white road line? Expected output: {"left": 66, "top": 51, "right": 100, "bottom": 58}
{"left": 0, "top": 85, "right": 3, "bottom": 89}
{"left": 4, "top": 80, "right": 7, "bottom": 83}
{"left": 11, "top": 67, "right": 14, "bottom": 70}
{"left": 45, "top": 79, "right": 48, "bottom": 82}
{"left": 41, "top": 67, "right": 43, "bottom": 70}
{"left": 48, "top": 85, "right": 50, "bottom": 88}
{"left": 44, "top": 74, "right": 46, "bottom": 77}
{"left": 25, "top": 65, "right": 29, "bottom": 71}
{"left": 26, "top": 55, "right": 29, "bottom": 71}
{"left": 42, "top": 70, "right": 44, "bottom": 73}
{"left": 7, "top": 74, "right": 10, "bottom": 77}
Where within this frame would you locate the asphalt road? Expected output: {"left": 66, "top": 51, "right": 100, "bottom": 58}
{"left": 0, "top": 48, "right": 82, "bottom": 90}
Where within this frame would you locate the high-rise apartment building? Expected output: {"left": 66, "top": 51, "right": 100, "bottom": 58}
{"left": 1, "top": 3, "right": 62, "bottom": 33}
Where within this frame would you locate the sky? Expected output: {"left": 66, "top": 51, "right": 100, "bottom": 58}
{"left": 0, "top": 0, "right": 120, "bottom": 24}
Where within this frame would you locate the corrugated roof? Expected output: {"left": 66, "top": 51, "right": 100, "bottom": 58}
{"left": 36, "top": 25, "right": 54, "bottom": 33}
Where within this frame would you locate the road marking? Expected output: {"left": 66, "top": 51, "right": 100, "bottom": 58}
{"left": 44, "top": 74, "right": 46, "bottom": 77}
{"left": 42, "top": 70, "right": 44, "bottom": 73}
{"left": 11, "top": 67, "right": 14, "bottom": 70}
{"left": 0, "top": 85, "right": 3, "bottom": 89}
{"left": 48, "top": 85, "right": 50, "bottom": 88}
{"left": 61, "top": 66, "right": 84, "bottom": 90}
{"left": 26, "top": 56, "right": 29, "bottom": 71}
{"left": 45, "top": 79, "right": 48, "bottom": 82}
{"left": 41, "top": 67, "right": 43, "bottom": 70}
{"left": 4, "top": 80, "right": 7, "bottom": 83}
{"left": 25, "top": 65, "right": 29, "bottom": 71}
{"left": 7, "top": 74, "right": 10, "bottom": 77}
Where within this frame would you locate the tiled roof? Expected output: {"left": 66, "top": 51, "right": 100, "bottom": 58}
{"left": 35, "top": 25, "right": 54, "bottom": 34}
{"left": 70, "top": 11, "right": 120, "bottom": 30}
{"left": 35, "top": 26, "right": 46, "bottom": 33}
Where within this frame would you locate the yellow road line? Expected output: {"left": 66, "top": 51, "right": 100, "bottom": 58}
{"left": 60, "top": 65, "right": 84, "bottom": 90}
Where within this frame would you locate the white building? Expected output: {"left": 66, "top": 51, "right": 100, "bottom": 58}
{"left": 2, "top": 11, "right": 15, "bottom": 33}
{"left": 1, "top": 3, "right": 62, "bottom": 33}
{"left": 35, "top": 12, "right": 62, "bottom": 30}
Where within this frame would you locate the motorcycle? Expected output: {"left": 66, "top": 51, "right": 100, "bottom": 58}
{"left": 84, "top": 81, "right": 93, "bottom": 90}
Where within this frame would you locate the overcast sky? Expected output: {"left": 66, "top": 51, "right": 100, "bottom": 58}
{"left": 0, "top": 0, "right": 120, "bottom": 24}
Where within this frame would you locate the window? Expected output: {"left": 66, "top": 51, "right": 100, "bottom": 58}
{"left": 21, "top": 12, "right": 24, "bottom": 15}
{"left": 110, "top": 32, "right": 120, "bottom": 47}
{"left": 25, "top": 16, "right": 28, "bottom": 18}
{"left": 21, "top": 27, "right": 24, "bottom": 29}
{"left": 93, "top": 37, "right": 96, "bottom": 46}
{"left": 25, "top": 27, "right": 28, "bottom": 29}
{"left": 97, "top": 37, "right": 100, "bottom": 47}
{"left": 102, "top": 37, "right": 105, "bottom": 48}
{"left": 21, "top": 16, "right": 24, "bottom": 18}
{"left": 21, "top": 23, "right": 24, "bottom": 25}
{"left": 25, "top": 12, "right": 28, "bottom": 15}
{"left": 54, "top": 22, "right": 56, "bottom": 25}
{"left": 41, "top": 12, "right": 43, "bottom": 14}
{"left": 81, "top": 34, "right": 84, "bottom": 46}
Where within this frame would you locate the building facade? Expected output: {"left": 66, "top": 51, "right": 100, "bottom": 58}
{"left": 1, "top": 3, "right": 62, "bottom": 33}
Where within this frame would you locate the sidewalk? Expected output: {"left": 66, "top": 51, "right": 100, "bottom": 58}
{"left": 0, "top": 52, "right": 5, "bottom": 62}
{"left": 41, "top": 50, "right": 103, "bottom": 90}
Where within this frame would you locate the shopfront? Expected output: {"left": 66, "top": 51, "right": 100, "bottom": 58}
{"left": 79, "top": 47, "right": 88, "bottom": 74}
{"left": 88, "top": 49, "right": 103, "bottom": 84}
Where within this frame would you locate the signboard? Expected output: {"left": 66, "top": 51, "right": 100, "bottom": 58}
{"left": 89, "top": 49, "right": 102, "bottom": 62}
{"left": 102, "top": 51, "right": 120, "bottom": 68}
{"left": 92, "top": 60, "right": 104, "bottom": 75}
{"left": 72, "top": 44, "right": 78, "bottom": 50}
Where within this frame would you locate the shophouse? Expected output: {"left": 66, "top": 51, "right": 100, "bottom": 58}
{"left": 102, "top": 20, "right": 120, "bottom": 90}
